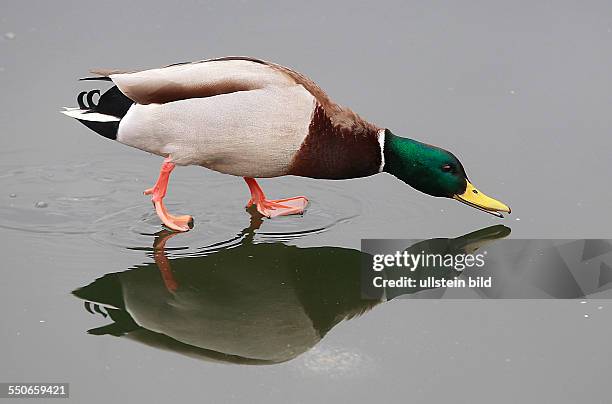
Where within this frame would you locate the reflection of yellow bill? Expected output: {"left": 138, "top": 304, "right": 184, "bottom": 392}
{"left": 457, "top": 225, "right": 512, "bottom": 254}
{"left": 453, "top": 181, "right": 511, "bottom": 218}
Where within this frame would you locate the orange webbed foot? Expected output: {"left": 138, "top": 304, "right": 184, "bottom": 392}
{"left": 153, "top": 200, "right": 192, "bottom": 232}
{"left": 248, "top": 196, "right": 309, "bottom": 218}
{"left": 244, "top": 177, "right": 308, "bottom": 218}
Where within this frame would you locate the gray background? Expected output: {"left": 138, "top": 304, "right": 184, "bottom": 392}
{"left": 1, "top": 1, "right": 612, "bottom": 403}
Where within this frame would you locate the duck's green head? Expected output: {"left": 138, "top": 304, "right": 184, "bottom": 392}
{"left": 383, "top": 129, "right": 510, "bottom": 217}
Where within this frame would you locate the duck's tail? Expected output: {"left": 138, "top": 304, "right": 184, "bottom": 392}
{"left": 61, "top": 78, "right": 133, "bottom": 140}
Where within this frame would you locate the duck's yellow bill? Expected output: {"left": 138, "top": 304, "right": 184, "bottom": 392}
{"left": 453, "top": 181, "right": 511, "bottom": 218}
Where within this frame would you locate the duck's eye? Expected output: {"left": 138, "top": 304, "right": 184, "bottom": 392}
{"left": 441, "top": 164, "right": 453, "bottom": 172}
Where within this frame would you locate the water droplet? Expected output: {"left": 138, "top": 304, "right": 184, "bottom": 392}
{"left": 597, "top": 306, "right": 603, "bottom": 310}
{"left": 509, "top": 89, "right": 516, "bottom": 95}
{"left": 9, "top": 193, "right": 16, "bottom": 198}
{"left": 39, "top": 320, "right": 45, "bottom": 323}
{"left": 34, "top": 201, "right": 48, "bottom": 208}
{"left": 504, "top": 358, "right": 511, "bottom": 363}
{"left": 584, "top": 314, "right": 589, "bottom": 318}
{"left": 4, "top": 32, "right": 16, "bottom": 40}
{"left": 580, "top": 300, "right": 587, "bottom": 304}
{"left": 515, "top": 217, "right": 521, "bottom": 221}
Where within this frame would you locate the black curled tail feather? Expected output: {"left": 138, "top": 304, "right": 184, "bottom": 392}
{"left": 77, "top": 89, "right": 100, "bottom": 109}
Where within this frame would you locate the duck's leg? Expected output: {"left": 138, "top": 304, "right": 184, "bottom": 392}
{"left": 244, "top": 177, "right": 308, "bottom": 218}
{"left": 144, "top": 158, "right": 192, "bottom": 232}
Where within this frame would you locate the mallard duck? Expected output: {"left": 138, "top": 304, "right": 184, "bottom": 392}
{"left": 62, "top": 56, "right": 510, "bottom": 231}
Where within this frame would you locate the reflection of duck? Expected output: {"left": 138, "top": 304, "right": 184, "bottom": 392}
{"left": 73, "top": 217, "right": 510, "bottom": 364}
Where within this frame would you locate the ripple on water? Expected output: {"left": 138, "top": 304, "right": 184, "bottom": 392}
{"left": 1, "top": 156, "right": 370, "bottom": 247}
{"left": 0, "top": 162, "right": 129, "bottom": 235}
{"left": 255, "top": 182, "right": 362, "bottom": 242}
{"left": 89, "top": 179, "right": 362, "bottom": 255}
{"left": 0, "top": 162, "right": 149, "bottom": 234}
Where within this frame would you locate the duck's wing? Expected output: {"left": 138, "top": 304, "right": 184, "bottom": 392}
{"left": 92, "top": 57, "right": 299, "bottom": 105}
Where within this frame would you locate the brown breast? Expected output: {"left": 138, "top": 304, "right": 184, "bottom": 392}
{"left": 263, "top": 62, "right": 383, "bottom": 179}
{"left": 288, "top": 104, "right": 382, "bottom": 179}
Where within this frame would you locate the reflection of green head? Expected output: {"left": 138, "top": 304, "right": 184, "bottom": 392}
{"left": 382, "top": 225, "right": 511, "bottom": 299}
